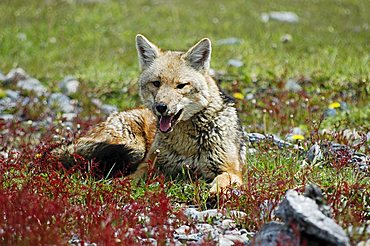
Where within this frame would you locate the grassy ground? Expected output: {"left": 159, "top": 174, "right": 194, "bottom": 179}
{"left": 0, "top": 0, "right": 369, "bottom": 244}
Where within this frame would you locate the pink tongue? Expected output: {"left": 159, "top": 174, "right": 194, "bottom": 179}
{"left": 159, "top": 116, "right": 172, "bottom": 132}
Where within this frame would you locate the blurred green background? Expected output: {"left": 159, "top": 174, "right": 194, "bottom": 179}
{"left": 1, "top": 0, "right": 369, "bottom": 81}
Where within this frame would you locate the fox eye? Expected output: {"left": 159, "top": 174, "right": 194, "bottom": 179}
{"left": 151, "top": 81, "right": 160, "bottom": 87}
{"left": 177, "top": 83, "right": 190, "bottom": 89}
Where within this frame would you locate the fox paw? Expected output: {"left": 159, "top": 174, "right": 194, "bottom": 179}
{"left": 209, "top": 172, "right": 242, "bottom": 194}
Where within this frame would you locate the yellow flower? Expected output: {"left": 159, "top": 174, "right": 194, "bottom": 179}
{"left": 292, "top": 134, "right": 305, "bottom": 140}
{"left": 328, "top": 102, "right": 341, "bottom": 109}
{"left": 233, "top": 92, "right": 244, "bottom": 100}
{"left": 35, "top": 153, "right": 42, "bottom": 159}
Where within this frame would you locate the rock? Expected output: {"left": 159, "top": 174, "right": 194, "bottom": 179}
{"left": 281, "top": 34, "right": 292, "bottom": 43}
{"left": 228, "top": 59, "right": 244, "bottom": 68}
{"left": 229, "top": 210, "right": 247, "bottom": 219}
{"left": 59, "top": 76, "right": 80, "bottom": 95}
{"left": 306, "top": 142, "right": 369, "bottom": 170}
{"left": 216, "top": 37, "right": 243, "bottom": 46}
{"left": 175, "top": 225, "right": 190, "bottom": 234}
{"left": 303, "top": 184, "right": 332, "bottom": 218}
{"left": 357, "top": 239, "right": 370, "bottom": 246}
{"left": 3, "top": 68, "right": 29, "bottom": 85}
{"left": 0, "top": 71, "right": 5, "bottom": 81}
{"left": 48, "top": 93, "right": 75, "bottom": 113}
{"left": 275, "top": 189, "right": 350, "bottom": 246}
{"left": 306, "top": 143, "right": 323, "bottom": 164}
{"left": 195, "top": 223, "right": 213, "bottom": 233}
{"left": 184, "top": 207, "right": 199, "bottom": 220}
{"left": 0, "top": 114, "right": 15, "bottom": 121}
{"left": 342, "top": 128, "right": 362, "bottom": 145}
{"left": 324, "top": 108, "right": 337, "bottom": 117}
{"left": 17, "top": 78, "right": 47, "bottom": 96}
{"left": 251, "top": 221, "right": 296, "bottom": 246}
{"left": 6, "top": 89, "right": 20, "bottom": 101}
{"left": 261, "top": 11, "right": 299, "bottom": 23}
{"left": 218, "top": 235, "right": 235, "bottom": 246}
{"left": 68, "top": 234, "right": 97, "bottom": 246}
{"left": 62, "top": 113, "right": 77, "bottom": 122}
{"left": 284, "top": 78, "right": 302, "bottom": 92}
{"left": 17, "top": 32, "right": 27, "bottom": 41}
{"left": 340, "top": 102, "right": 349, "bottom": 111}
{"left": 197, "top": 209, "right": 223, "bottom": 222}
{"left": 246, "top": 132, "right": 266, "bottom": 144}
{"left": 100, "top": 104, "right": 118, "bottom": 115}
{"left": 223, "top": 234, "right": 247, "bottom": 244}
{"left": 175, "top": 233, "right": 201, "bottom": 242}
{"left": 0, "top": 97, "right": 17, "bottom": 112}
{"left": 221, "top": 219, "right": 236, "bottom": 230}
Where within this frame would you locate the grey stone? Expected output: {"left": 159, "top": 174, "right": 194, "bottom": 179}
{"left": 357, "top": 239, "right": 370, "bottom": 246}
{"left": 197, "top": 209, "right": 223, "bottom": 222}
{"left": 91, "top": 98, "right": 102, "bottom": 107}
{"left": 252, "top": 221, "right": 296, "bottom": 246}
{"left": 223, "top": 234, "right": 245, "bottom": 244}
{"left": 17, "top": 78, "right": 47, "bottom": 96}
{"left": 303, "top": 184, "right": 332, "bottom": 218}
{"left": 324, "top": 108, "right": 337, "bottom": 117}
{"left": 140, "top": 238, "right": 157, "bottom": 245}
{"left": 59, "top": 76, "right": 80, "bottom": 95}
{"left": 275, "top": 189, "right": 350, "bottom": 246}
{"left": 218, "top": 235, "right": 234, "bottom": 246}
{"left": 246, "top": 132, "right": 266, "bottom": 144}
{"left": 340, "top": 102, "right": 349, "bottom": 111}
{"left": 261, "top": 11, "right": 299, "bottom": 23}
{"left": 228, "top": 59, "right": 244, "bottom": 68}
{"left": 284, "top": 78, "right": 302, "bottom": 92}
{"left": 195, "top": 223, "right": 213, "bottom": 233}
{"left": 17, "top": 32, "right": 27, "bottom": 41}
{"left": 229, "top": 210, "right": 247, "bottom": 219}
{"left": 176, "top": 233, "right": 201, "bottom": 242}
{"left": 281, "top": 34, "right": 292, "bottom": 43}
{"left": 306, "top": 143, "right": 323, "bottom": 164}
{"left": 216, "top": 37, "right": 243, "bottom": 46}
{"left": 0, "top": 114, "right": 15, "bottom": 121}
{"left": 0, "top": 97, "right": 17, "bottom": 112}
{"left": 184, "top": 207, "right": 200, "bottom": 220}
{"left": 62, "top": 113, "right": 77, "bottom": 121}
{"left": 221, "top": 219, "right": 236, "bottom": 230}
{"left": 175, "top": 225, "right": 190, "bottom": 234}
{"left": 100, "top": 104, "right": 118, "bottom": 115}
{"left": 48, "top": 93, "right": 75, "bottom": 113}
{"left": 6, "top": 90, "right": 20, "bottom": 101}
{"left": 0, "top": 71, "right": 5, "bottom": 81}
{"left": 3, "top": 68, "right": 29, "bottom": 85}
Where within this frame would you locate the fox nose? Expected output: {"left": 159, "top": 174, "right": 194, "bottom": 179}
{"left": 155, "top": 103, "right": 168, "bottom": 114}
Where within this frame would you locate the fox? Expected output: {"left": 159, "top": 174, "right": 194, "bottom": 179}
{"left": 56, "top": 34, "right": 246, "bottom": 193}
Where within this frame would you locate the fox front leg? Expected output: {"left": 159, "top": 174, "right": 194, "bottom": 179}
{"left": 127, "top": 149, "right": 160, "bottom": 181}
{"left": 209, "top": 171, "right": 243, "bottom": 194}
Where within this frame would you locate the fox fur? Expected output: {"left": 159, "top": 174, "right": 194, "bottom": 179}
{"left": 56, "top": 35, "right": 246, "bottom": 192}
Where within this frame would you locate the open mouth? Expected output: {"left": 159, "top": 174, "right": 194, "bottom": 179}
{"left": 158, "top": 109, "right": 183, "bottom": 133}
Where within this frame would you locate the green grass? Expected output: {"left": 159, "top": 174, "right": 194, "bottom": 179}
{"left": 1, "top": 0, "right": 368, "bottom": 128}
{"left": 1, "top": 0, "right": 369, "bottom": 84}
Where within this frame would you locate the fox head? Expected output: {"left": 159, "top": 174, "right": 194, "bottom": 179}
{"left": 136, "top": 34, "right": 214, "bottom": 133}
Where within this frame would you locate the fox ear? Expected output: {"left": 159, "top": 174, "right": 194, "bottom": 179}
{"left": 184, "top": 38, "right": 212, "bottom": 71}
{"left": 136, "top": 34, "right": 160, "bottom": 70}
